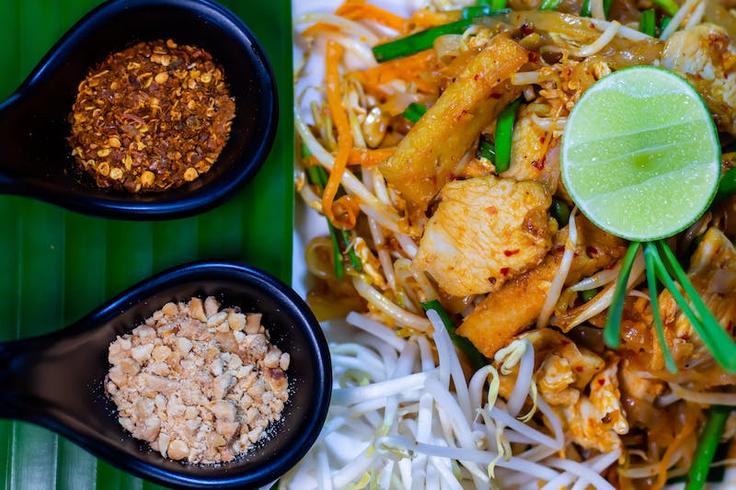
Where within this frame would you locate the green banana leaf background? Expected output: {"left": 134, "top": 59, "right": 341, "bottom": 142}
{"left": 0, "top": 0, "right": 293, "bottom": 488}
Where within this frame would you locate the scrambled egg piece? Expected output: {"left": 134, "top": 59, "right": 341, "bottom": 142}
{"left": 662, "top": 24, "right": 736, "bottom": 135}
{"left": 413, "top": 175, "right": 553, "bottom": 297}
{"left": 658, "top": 227, "right": 736, "bottom": 377}
{"left": 538, "top": 342, "right": 605, "bottom": 406}
{"left": 563, "top": 361, "right": 629, "bottom": 452}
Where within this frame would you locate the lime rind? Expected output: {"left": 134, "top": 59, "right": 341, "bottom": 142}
{"left": 561, "top": 66, "right": 721, "bottom": 242}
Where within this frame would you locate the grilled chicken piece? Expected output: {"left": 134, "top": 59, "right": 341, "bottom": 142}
{"left": 657, "top": 227, "right": 736, "bottom": 377}
{"left": 414, "top": 175, "right": 554, "bottom": 297}
{"left": 380, "top": 35, "right": 528, "bottom": 212}
{"left": 662, "top": 24, "right": 736, "bottom": 135}
{"left": 457, "top": 218, "right": 625, "bottom": 357}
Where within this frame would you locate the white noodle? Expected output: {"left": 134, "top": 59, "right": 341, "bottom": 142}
{"left": 507, "top": 340, "right": 535, "bottom": 417}
{"left": 544, "top": 457, "right": 616, "bottom": 490}
{"left": 322, "top": 33, "right": 378, "bottom": 69}
{"left": 333, "top": 370, "right": 435, "bottom": 405}
{"left": 618, "top": 448, "right": 684, "bottom": 478}
{"left": 571, "top": 263, "right": 621, "bottom": 291}
{"left": 588, "top": 18, "right": 652, "bottom": 41}
{"left": 574, "top": 21, "right": 621, "bottom": 57}
{"left": 362, "top": 168, "right": 397, "bottom": 290}
{"left": 295, "top": 110, "right": 402, "bottom": 231}
{"left": 352, "top": 276, "right": 432, "bottom": 331}
{"left": 511, "top": 71, "right": 542, "bottom": 85}
{"left": 469, "top": 366, "right": 497, "bottom": 411}
{"left": 378, "top": 436, "right": 561, "bottom": 481}
{"left": 490, "top": 407, "right": 562, "bottom": 449}
{"left": 396, "top": 233, "right": 419, "bottom": 258}
{"left": 591, "top": 0, "right": 606, "bottom": 20}
{"left": 570, "top": 450, "right": 622, "bottom": 489}
{"left": 562, "top": 251, "right": 645, "bottom": 328}
{"left": 660, "top": 0, "right": 700, "bottom": 40}
{"left": 296, "top": 13, "right": 379, "bottom": 44}
{"left": 685, "top": 0, "right": 706, "bottom": 28}
{"left": 346, "top": 312, "right": 407, "bottom": 351}
{"left": 429, "top": 311, "right": 473, "bottom": 421}
{"left": 537, "top": 397, "right": 565, "bottom": 448}
{"left": 538, "top": 209, "right": 578, "bottom": 328}
{"left": 669, "top": 383, "right": 736, "bottom": 406}
{"left": 531, "top": 114, "right": 567, "bottom": 130}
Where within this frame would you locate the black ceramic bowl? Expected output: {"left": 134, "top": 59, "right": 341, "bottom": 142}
{"left": 0, "top": 0, "right": 277, "bottom": 219}
{"left": 0, "top": 262, "right": 331, "bottom": 489}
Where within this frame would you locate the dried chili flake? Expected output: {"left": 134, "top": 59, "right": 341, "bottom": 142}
{"left": 69, "top": 39, "right": 235, "bottom": 193}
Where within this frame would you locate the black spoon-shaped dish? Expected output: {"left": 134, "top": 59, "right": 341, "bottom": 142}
{"left": 0, "top": 261, "right": 330, "bottom": 489}
{"left": 0, "top": 0, "right": 277, "bottom": 220}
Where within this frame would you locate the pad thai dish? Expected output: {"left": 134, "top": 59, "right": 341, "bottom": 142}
{"left": 291, "top": 0, "right": 736, "bottom": 488}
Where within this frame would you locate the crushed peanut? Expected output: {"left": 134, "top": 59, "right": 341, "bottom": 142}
{"left": 105, "top": 297, "right": 290, "bottom": 464}
{"left": 69, "top": 40, "right": 235, "bottom": 193}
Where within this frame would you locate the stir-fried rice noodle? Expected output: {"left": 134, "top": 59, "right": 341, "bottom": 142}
{"left": 293, "top": 0, "right": 736, "bottom": 487}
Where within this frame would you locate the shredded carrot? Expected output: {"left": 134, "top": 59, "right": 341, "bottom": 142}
{"left": 654, "top": 406, "right": 700, "bottom": 489}
{"left": 302, "top": 22, "right": 341, "bottom": 38}
{"left": 323, "top": 40, "right": 354, "bottom": 230}
{"left": 351, "top": 50, "right": 440, "bottom": 96}
{"left": 336, "top": 0, "right": 406, "bottom": 32}
{"left": 349, "top": 147, "right": 395, "bottom": 166}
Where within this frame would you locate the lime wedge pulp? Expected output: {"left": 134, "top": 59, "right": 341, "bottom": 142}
{"left": 561, "top": 66, "right": 720, "bottom": 242}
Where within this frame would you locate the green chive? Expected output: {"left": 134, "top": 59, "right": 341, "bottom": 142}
{"left": 539, "top": 0, "right": 563, "bottom": 10}
{"left": 580, "top": 0, "right": 613, "bottom": 17}
{"left": 604, "top": 241, "right": 641, "bottom": 348}
{"left": 340, "top": 230, "right": 363, "bottom": 272}
{"left": 717, "top": 167, "right": 736, "bottom": 199}
{"left": 307, "top": 166, "right": 345, "bottom": 279}
{"left": 643, "top": 244, "right": 677, "bottom": 373}
{"left": 421, "top": 300, "right": 488, "bottom": 371}
{"left": 477, "top": 135, "right": 496, "bottom": 162}
{"left": 494, "top": 98, "right": 522, "bottom": 173}
{"left": 653, "top": 0, "right": 679, "bottom": 15}
{"left": 307, "top": 165, "right": 364, "bottom": 278}
{"left": 686, "top": 406, "right": 732, "bottom": 490}
{"left": 659, "top": 15, "right": 671, "bottom": 35}
{"left": 580, "top": 288, "right": 599, "bottom": 303}
{"left": 551, "top": 199, "right": 571, "bottom": 226}
{"left": 373, "top": 19, "right": 472, "bottom": 62}
{"left": 640, "top": 9, "right": 656, "bottom": 36}
{"left": 580, "top": 0, "right": 592, "bottom": 17}
{"left": 489, "top": 0, "right": 508, "bottom": 10}
{"left": 656, "top": 241, "right": 736, "bottom": 372}
{"left": 301, "top": 142, "right": 314, "bottom": 161}
{"left": 372, "top": 8, "right": 509, "bottom": 62}
{"left": 403, "top": 103, "right": 428, "bottom": 124}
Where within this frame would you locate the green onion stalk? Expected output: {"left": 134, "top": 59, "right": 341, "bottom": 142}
{"left": 494, "top": 98, "right": 522, "bottom": 173}
{"left": 421, "top": 300, "right": 488, "bottom": 371}
{"left": 686, "top": 406, "right": 732, "bottom": 490}
{"left": 604, "top": 240, "right": 736, "bottom": 373}
{"left": 372, "top": 7, "right": 510, "bottom": 62}
{"left": 303, "top": 145, "right": 363, "bottom": 278}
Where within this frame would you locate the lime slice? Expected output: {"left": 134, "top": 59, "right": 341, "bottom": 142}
{"left": 561, "top": 66, "right": 720, "bottom": 242}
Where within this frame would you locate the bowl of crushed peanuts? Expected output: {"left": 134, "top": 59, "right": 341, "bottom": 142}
{"left": 0, "top": 262, "right": 330, "bottom": 489}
